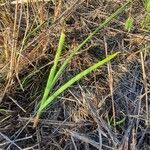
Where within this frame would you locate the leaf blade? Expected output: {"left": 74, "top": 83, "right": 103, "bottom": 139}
{"left": 146, "top": 0, "right": 150, "bottom": 12}
{"left": 47, "top": 1, "right": 130, "bottom": 92}
{"left": 39, "top": 31, "right": 65, "bottom": 110}
{"left": 39, "top": 52, "right": 120, "bottom": 112}
{"left": 125, "top": 17, "right": 133, "bottom": 31}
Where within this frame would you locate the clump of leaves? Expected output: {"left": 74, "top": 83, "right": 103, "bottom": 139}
{"left": 33, "top": 2, "right": 130, "bottom": 127}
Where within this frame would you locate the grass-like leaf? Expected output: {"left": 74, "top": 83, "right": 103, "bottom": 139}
{"left": 33, "top": 1, "right": 130, "bottom": 127}
{"left": 147, "top": 0, "right": 150, "bottom": 12}
{"left": 143, "top": 0, "right": 150, "bottom": 11}
{"left": 43, "top": 1, "right": 130, "bottom": 94}
{"left": 38, "top": 52, "right": 120, "bottom": 113}
{"left": 39, "top": 31, "right": 65, "bottom": 110}
{"left": 33, "top": 52, "right": 120, "bottom": 127}
{"left": 125, "top": 17, "right": 133, "bottom": 32}
{"left": 142, "top": 0, "right": 150, "bottom": 29}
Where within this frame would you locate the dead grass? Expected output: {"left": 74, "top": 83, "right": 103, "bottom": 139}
{"left": 0, "top": 0, "right": 150, "bottom": 149}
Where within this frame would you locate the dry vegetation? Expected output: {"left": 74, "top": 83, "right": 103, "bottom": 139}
{"left": 0, "top": 0, "right": 150, "bottom": 149}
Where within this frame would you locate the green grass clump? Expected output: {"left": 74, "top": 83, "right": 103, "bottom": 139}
{"left": 33, "top": 2, "right": 130, "bottom": 127}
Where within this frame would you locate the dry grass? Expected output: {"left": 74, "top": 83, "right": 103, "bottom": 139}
{"left": 0, "top": 0, "right": 150, "bottom": 149}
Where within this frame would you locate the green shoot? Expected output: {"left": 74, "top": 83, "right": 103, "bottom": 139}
{"left": 125, "top": 17, "right": 133, "bottom": 32}
{"left": 33, "top": 2, "right": 130, "bottom": 127}
{"left": 142, "top": 0, "right": 150, "bottom": 29}
{"left": 39, "top": 31, "right": 65, "bottom": 109}
{"left": 146, "top": 0, "right": 150, "bottom": 11}
{"left": 33, "top": 52, "right": 120, "bottom": 127}
{"left": 143, "top": 0, "right": 150, "bottom": 11}
{"left": 107, "top": 112, "right": 126, "bottom": 128}
{"left": 43, "top": 1, "right": 130, "bottom": 95}
{"left": 38, "top": 52, "right": 120, "bottom": 113}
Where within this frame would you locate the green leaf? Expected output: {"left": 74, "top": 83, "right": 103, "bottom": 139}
{"left": 125, "top": 17, "right": 133, "bottom": 31}
{"left": 46, "top": 1, "right": 130, "bottom": 94}
{"left": 38, "top": 52, "right": 120, "bottom": 112}
{"left": 38, "top": 31, "right": 65, "bottom": 110}
{"left": 116, "top": 117, "right": 126, "bottom": 126}
{"left": 33, "top": 1, "right": 130, "bottom": 126}
{"left": 146, "top": 0, "right": 150, "bottom": 11}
